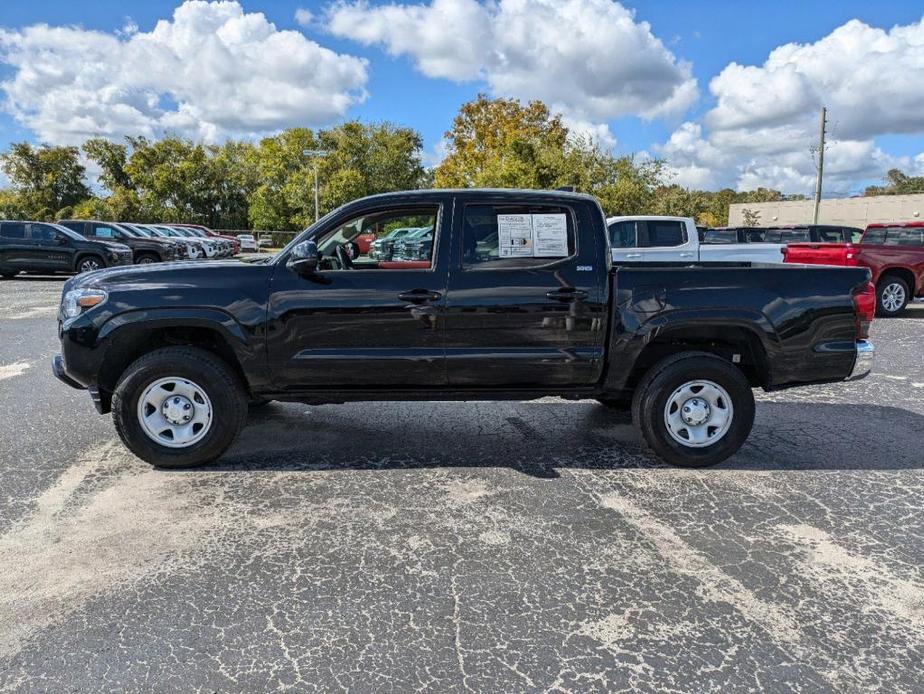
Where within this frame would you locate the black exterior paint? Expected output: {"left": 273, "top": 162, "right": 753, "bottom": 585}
{"left": 60, "top": 220, "right": 177, "bottom": 263}
{"left": 54, "top": 189, "right": 871, "bottom": 411}
{"left": 0, "top": 220, "right": 132, "bottom": 274}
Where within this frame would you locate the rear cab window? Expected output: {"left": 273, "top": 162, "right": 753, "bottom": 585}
{"left": 462, "top": 203, "right": 576, "bottom": 270}
{"left": 702, "top": 229, "right": 738, "bottom": 245}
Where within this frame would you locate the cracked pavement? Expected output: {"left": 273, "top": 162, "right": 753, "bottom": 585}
{"left": 0, "top": 277, "right": 922, "bottom": 692}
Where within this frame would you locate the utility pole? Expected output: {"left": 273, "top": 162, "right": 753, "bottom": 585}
{"left": 812, "top": 106, "right": 826, "bottom": 224}
{"left": 302, "top": 149, "right": 330, "bottom": 223}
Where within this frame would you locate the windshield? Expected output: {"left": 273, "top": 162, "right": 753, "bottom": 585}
{"left": 127, "top": 225, "right": 152, "bottom": 237}
{"left": 113, "top": 223, "right": 138, "bottom": 238}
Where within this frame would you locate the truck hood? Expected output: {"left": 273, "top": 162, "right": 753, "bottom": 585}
{"left": 65, "top": 259, "right": 259, "bottom": 292}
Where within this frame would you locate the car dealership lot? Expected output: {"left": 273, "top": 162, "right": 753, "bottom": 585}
{"left": 0, "top": 278, "right": 922, "bottom": 692}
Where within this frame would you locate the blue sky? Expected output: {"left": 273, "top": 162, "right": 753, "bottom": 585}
{"left": 1, "top": 1, "right": 923, "bottom": 195}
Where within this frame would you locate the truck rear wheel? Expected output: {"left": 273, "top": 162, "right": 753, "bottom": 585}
{"left": 112, "top": 346, "right": 248, "bottom": 468}
{"left": 632, "top": 352, "right": 754, "bottom": 468}
{"left": 876, "top": 276, "right": 909, "bottom": 317}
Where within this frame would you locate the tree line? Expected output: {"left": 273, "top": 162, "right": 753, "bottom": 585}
{"left": 0, "top": 95, "right": 828, "bottom": 230}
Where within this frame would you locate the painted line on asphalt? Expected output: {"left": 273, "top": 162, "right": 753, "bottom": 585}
{"left": 776, "top": 524, "right": 924, "bottom": 642}
{"left": 598, "top": 491, "right": 807, "bottom": 650}
{"left": 0, "top": 361, "right": 31, "bottom": 381}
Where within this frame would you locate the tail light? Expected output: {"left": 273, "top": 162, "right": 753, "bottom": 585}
{"left": 852, "top": 281, "right": 875, "bottom": 339}
{"left": 844, "top": 243, "right": 860, "bottom": 266}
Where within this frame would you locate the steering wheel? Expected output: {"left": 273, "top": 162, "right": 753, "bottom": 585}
{"left": 335, "top": 242, "right": 358, "bottom": 269}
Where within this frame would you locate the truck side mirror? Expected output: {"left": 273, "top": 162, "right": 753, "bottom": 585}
{"left": 287, "top": 240, "right": 319, "bottom": 274}
{"left": 55, "top": 233, "right": 69, "bottom": 246}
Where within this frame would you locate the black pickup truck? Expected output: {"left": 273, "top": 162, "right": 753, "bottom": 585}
{"left": 53, "top": 189, "right": 875, "bottom": 469}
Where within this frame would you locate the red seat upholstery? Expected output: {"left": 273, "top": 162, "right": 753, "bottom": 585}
{"left": 376, "top": 261, "right": 431, "bottom": 269}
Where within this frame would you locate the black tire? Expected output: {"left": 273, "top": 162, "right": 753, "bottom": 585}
{"left": 631, "top": 351, "right": 755, "bottom": 468}
{"left": 135, "top": 253, "right": 159, "bottom": 265}
{"left": 596, "top": 397, "right": 630, "bottom": 411}
{"left": 76, "top": 255, "right": 104, "bottom": 274}
{"left": 112, "top": 346, "right": 248, "bottom": 468}
{"left": 875, "top": 275, "right": 909, "bottom": 317}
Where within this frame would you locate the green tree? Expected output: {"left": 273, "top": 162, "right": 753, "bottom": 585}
{"left": 0, "top": 143, "right": 90, "bottom": 219}
{"left": 435, "top": 95, "right": 570, "bottom": 189}
{"left": 864, "top": 168, "right": 924, "bottom": 196}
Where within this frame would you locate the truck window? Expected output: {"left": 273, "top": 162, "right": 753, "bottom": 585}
{"left": 92, "top": 225, "right": 118, "bottom": 238}
{"left": 0, "top": 222, "right": 27, "bottom": 239}
{"left": 609, "top": 221, "right": 637, "bottom": 248}
{"left": 741, "top": 228, "right": 767, "bottom": 243}
{"left": 642, "top": 221, "right": 686, "bottom": 247}
{"left": 462, "top": 204, "right": 576, "bottom": 269}
{"left": 29, "top": 223, "right": 59, "bottom": 241}
{"left": 862, "top": 228, "right": 886, "bottom": 244}
{"left": 884, "top": 227, "right": 924, "bottom": 246}
{"left": 317, "top": 206, "right": 439, "bottom": 270}
{"left": 815, "top": 227, "right": 843, "bottom": 242}
{"left": 703, "top": 229, "right": 737, "bottom": 244}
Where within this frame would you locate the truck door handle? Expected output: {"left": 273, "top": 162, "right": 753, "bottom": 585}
{"left": 546, "top": 288, "right": 588, "bottom": 302}
{"left": 398, "top": 289, "right": 441, "bottom": 303}
{"left": 679, "top": 252, "right": 695, "bottom": 258}
{"left": 625, "top": 253, "right": 642, "bottom": 259}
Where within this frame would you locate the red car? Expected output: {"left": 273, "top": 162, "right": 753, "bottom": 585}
{"left": 172, "top": 223, "right": 240, "bottom": 255}
{"left": 784, "top": 221, "right": 924, "bottom": 316}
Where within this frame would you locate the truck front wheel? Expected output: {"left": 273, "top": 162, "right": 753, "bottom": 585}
{"left": 632, "top": 352, "right": 755, "bottom": 468}
{"left": 112, "top": 346, "right": 248, "bottom": 468}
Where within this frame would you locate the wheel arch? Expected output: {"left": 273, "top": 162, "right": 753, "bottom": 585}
{"left": 96, "top": 312, "right": 258, "bottom": 396}
{"left": 877, "top": 266, "right": 916, "bottom": 294}
{"left": 73, "top": 251, "right": 104, "bottom": 271}
{"left": 621, "top": 320, "right": 773, "bottom": 393}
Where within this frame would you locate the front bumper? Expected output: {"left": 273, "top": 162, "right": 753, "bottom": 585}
{"left": 52, "top": 354, "right": 110, "bottom": 413}
{"left": 52, "top": 354, "right": 83, "bottom": 390}
{"left": 846, "top": 340, "right": 874, "bottom": 381}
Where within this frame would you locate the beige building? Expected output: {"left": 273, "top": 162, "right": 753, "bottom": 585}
{"left": 727, "top": 193, "right": 924, "bottom": 228}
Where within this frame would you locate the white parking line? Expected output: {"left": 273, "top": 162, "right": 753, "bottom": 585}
{"left": 0, "top": 361, "right": 31, "bottom": 381}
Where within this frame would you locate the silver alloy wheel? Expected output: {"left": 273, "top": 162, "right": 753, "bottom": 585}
{"left": 664, "top": 379, "right": 734, "bottom": 448}
{"left": 881, "top": 282, "right": 906, "bottom": 313}
{"left": 137, "top": 377, "right": 213, "bottom": 448}
{"left": 79, "top": 258, "right": 101, "bottom": 272}
{"left": 138, "top": 256, "right": 156, "bottom": 264}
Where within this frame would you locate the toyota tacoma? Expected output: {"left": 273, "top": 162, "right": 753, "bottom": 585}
{"left": 53, "top": 189, "right": 875, "bottom": 469}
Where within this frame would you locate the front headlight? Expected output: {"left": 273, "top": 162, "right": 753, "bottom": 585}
{"left": 62, "top": 288, "right": 108, "bottom": 320}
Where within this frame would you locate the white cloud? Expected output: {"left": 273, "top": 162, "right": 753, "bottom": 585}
{"left": 326, "top": 0, "right": 697, "bottom": 131}
{"left": 294, "top": 8, "right": 314, "bottom": 27}
{"left": 657, "top": 18, "right": 924, "bottom": 194}
{"left": 0, "top": 1, "right": 368, "bottom": 144}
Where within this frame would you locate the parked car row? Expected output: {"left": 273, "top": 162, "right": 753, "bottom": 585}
{"left": 783, "top": 220, "right": 924, "bottom": 316}
{"left": 0, "top": 219, "right": 243, "bottom": 278}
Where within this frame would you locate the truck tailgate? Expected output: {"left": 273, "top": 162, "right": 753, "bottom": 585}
{"left": 783, "top": 242, "right": 855, "bottom": 266}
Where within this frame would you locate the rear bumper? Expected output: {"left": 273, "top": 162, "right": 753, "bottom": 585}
{"left": 847, "top": 340, "right": 874, "bottom": 381}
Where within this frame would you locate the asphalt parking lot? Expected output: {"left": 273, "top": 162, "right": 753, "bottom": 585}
{"left": 0, "top": 276, "right": 922, "bottom": 692}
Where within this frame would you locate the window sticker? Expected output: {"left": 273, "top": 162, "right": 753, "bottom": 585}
{"left": 497, "top": 214, "right": 534, "bottom": 257}
{"left": 532, "top": 214, "right": 568, "bottom": 257}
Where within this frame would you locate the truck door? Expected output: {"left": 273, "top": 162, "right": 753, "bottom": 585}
{"left": 639, "top": 219, "right": 696, "bottom": 261}
{"left": 443, "top": 196, "right": 607, "bottom": 387}
{"left": 30, "top": 223, "right": 75, "bottom": 271}
{"left": 609, "top": 220, "right": 644, "bottom": 263}
{"left": 266, "top": 199, "right": 451, "bottom": 389}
